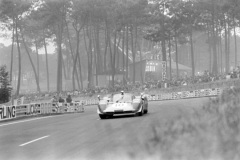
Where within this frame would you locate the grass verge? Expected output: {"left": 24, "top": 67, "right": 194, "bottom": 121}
{"left": 143, "top": 87, "right": 240, "bottom": 160}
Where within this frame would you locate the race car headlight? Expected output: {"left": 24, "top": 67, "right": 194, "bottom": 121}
{"left": 132, "top": 103, "right": 140, "bottom": 110}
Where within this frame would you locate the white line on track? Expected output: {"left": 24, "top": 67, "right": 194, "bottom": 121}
{"left": 0, "top": 115, "right": 63, "bottom": 127}
{"left": 19, "top": 135, "right": 50, "bottom": 147}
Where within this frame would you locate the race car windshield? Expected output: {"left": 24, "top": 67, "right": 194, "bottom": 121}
{"left": 112, "top": 94, "right": 132, "bottom": 102}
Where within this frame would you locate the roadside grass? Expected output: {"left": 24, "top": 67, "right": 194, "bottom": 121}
{"left": 142, "top": 88, "right": 240, "bottom": 160}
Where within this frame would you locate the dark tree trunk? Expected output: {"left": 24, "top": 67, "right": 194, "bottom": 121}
{"left": 10, "top": 23, "right": 14, "bottom": 83}
{"left": 21, "top": 33, "right": 41, "bottom": 92}
{"left": 66, "top": 20, "right": 77, "bottom": 90}
{"left": 84, "top": 26, "right": 93, "bottom": 89}
{"left": 15, "top": 20, "right": 21, "bottom": 96}
{"left": 234, "top": 20, "right": 237, "bottom": 68}
{"left": 94, "top": 23, "right": 102, "bottom": 85}
{"left": 75, "top": 62, "right": 81, "bottom": 90}
{"left": 219, "top": 33, "right": 223, "bottom": 74}
{"left": 211, "top": 2, "right": 218, "bottom": 75}
{"left": 43, "top": 37, "right": 50, "bottom": 92}
{"left": 35, "top": 41, "right": 40, "bottom": 80}
{"left": 62, "top": 55, "right": 67, "bottom": 80}
{"left": 93, "top": 33, "right": 98, "bottom": 86}
{"left": 126, "top": 26, "right": 129, "bottom": 80}
{"left": 109, "top": 31, "right": 117, "bottom": 88}
{"left": 168, "top": 32, "right": 172, "bottom": 80}
{"left": 189, "top": 28, "right": 195, "bottom": 77}
{"left": 56, "top": 23, "right": 64, "bottom": 92}
{"left": 131, "top": 28, "right": 134, "bottom": 83}
{"left": 131, "top": 25, "right": 137, "bottom": 84}
{"left": 77, "top": 54, "right": 83, "bottom": 90}
{"left": 174, "top": 32, "right": 179, "bottom": 79}
{"left": 224, "top": 17, "right": 229, "bottom": 73}
{"left": 227, "top": 24, "right": 231, "bottom": 71}
{"left": 57, "top": 38, "right": 63, "bottom": 92}
{"left": 122, "top": 27, "right": 125, "bottom": 76}
{"left": 138, "top": 38, "right": 144, "bottom": 84}
{"left": 103, "top": 27, "right": 108, "bottom": 72}
{"left": 72, "top": 30, "right": 80, "bottom": 91}
{"left": 207, "top": 23, "right": 212, "bottom": 71}
{"left": 116, "top": 36, "right": 121, "bottom": 70}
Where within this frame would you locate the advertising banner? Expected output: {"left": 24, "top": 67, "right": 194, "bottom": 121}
{"left": 51, "top": 103, "right": 60, "bottom": 113}
{"left": 40, "top": 103, "right": 45, "bottom": 114}
{"left": 147, "top": 88, "right": 222, "bottom": 101}
{"left": 75, "top": 102, "right": 84, "bottom": 112}
{"left": 66, "top": 103, "right": 74, "bottom": 113}
{"left": 0, "top": 105, "right": 16, "bottom": 121}
{"left": 27, "top": 104, "right": 40, "bottom": 115}
{"left": 46, "top": 103, "right": 51, "bottom": 114}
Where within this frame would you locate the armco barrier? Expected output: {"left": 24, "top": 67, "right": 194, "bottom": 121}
{"left": 146, "top": 79, "right": 240, "bottom": 95}
{"left": 40, "top": 103, "right": 49, "bottom": 114}
{"left": 0, "top": 105, "right": 16, "bottom": 121}
{"left": 15, "top": 105, "right": 28, "bottom": 118}
{"left": 0, "top": 102, "right": 85, "bottom": 122}
{"left": 76, "top": 88, "right": 222, "bottom": 104}
{"left": 78, "top": 99, "right": 98, "bottom": 106}
{"left": 146, "top": 88, "right": 221, "bottom": 101}
{"left": 75, "top": 102, "right": 84, "bottom": 112}
{"left": 27, "top": 104, "right": 41, "bottom": 115}
{"left": 55, "top": 102, "right": 84, "bottom": 113}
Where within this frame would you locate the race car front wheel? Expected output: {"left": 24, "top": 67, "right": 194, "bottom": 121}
{"left": 144, "top": 109, "right": 148, "bottom": 114}
{"left": 99, "top": 114, "right": 107, "bottom": 119}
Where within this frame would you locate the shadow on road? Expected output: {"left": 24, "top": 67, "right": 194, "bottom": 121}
{"left": 100, "top": 113, "right": 150, "bottom": 120}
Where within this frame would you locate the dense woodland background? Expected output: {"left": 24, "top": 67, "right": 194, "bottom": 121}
{"left": 0, "top": 0, "right": 240, "bottom": 96}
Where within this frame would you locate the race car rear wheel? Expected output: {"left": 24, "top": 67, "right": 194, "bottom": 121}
{"left": 99, "top": 114, "right": 107, "bottom": 119}
{"left": 138, "top": 106, "right": 144, "bottom": 116}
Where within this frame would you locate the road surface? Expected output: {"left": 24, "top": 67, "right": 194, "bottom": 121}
{"left": 0, "top": 98, "right": 210, "bottom": 160}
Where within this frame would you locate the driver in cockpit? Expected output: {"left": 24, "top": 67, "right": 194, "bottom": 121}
{"left": 116, "top": 91, "right": 124, "bottom": 103}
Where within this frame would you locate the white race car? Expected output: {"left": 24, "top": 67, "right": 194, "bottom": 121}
{"left": 97, "top": 92, "right": 148, "bottom": 119}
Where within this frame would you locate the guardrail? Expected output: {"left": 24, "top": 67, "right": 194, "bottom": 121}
{"left": 146, "top": 79, "right": 239, "bottom": 94}
{"left": 145, "top": 88, "right": 221, "bottom": 101}
{"left": 69, "top": 88, "right": 222, "bottom": 105}
{"left": 0, "top": 102, "right": 84, "bottom": 122}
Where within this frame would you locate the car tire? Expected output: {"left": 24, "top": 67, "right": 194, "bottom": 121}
{"left": 99, "top": 114, "right": 107, "bottom": 119}
{"left": 144, "top": 109, "right": 148, "bottom": 114}
{"left": 138, "top": 106, "right": 144, "bottom": 116}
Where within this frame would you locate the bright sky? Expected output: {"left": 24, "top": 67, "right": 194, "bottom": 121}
{"left": 0, "top": 37, "right": 11, "bottom": 46}
{"left": 0, "top": 37, "right": 56, "bottom": 54}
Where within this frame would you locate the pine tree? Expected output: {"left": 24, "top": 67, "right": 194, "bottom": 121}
{"left": 0, "top": 65, "right": 12, "bottom": 104}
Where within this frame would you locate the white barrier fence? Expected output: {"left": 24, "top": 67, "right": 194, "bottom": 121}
{"left": 0, "top": 88, "right": 222, "bottom": 122}
{"left": 146, "top": 88, "right": 222, "bottom": 101}
{"left": 70, "top": 88, "right": 222, "bottom": 105}
{"left": 0, "top": 102, "right": 84, "bottom": 122}
{"left": 0, "top": 105, "right": 16, "bottom": 121}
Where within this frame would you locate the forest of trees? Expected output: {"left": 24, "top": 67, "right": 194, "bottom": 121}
{"left": 0, "top": 0, "right": 240, "bottom": 96}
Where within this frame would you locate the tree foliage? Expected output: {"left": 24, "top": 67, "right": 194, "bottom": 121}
{"left": 1, "top": 0, "right": 240, "bottom": 92}
{"left": 0, "top": 65, "right": 11, "bottom": 103}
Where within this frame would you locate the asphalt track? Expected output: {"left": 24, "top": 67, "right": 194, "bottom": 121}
{"left": 0, "top": 97, "right": 210, "bottom": 160}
